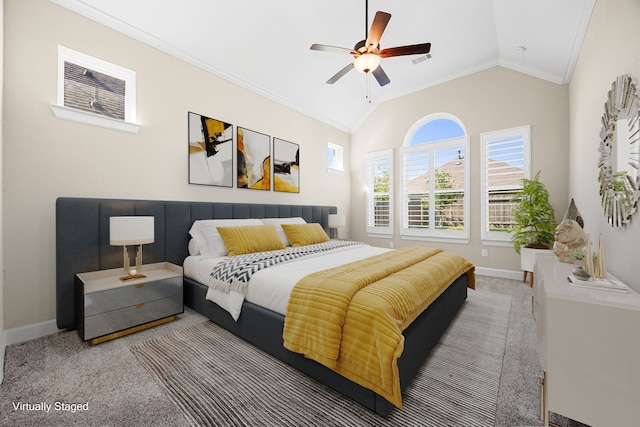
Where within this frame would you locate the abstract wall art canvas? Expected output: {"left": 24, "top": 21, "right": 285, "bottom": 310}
{"left": 273, "top": 137, "right": 300, "bottom": 193}
{"left": 237, "top": 127, "right": 270, "bottom": 190}
{"left": 188, "top": 112, "right": 233, "bottom": 187}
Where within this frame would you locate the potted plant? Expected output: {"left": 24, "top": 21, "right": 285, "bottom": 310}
{"left": 510, "top": 171, "right": 558, "bottom": 285}
{"left": 570, "top": 249, "right": 585, "bottom": 267}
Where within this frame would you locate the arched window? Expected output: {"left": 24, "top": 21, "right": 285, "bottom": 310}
{"left": 401, "top": 114, "right": 469, "bottom": 242}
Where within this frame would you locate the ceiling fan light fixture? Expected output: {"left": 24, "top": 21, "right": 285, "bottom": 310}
{"left": 354, "top": 53, "right": 380, "bottom": 73}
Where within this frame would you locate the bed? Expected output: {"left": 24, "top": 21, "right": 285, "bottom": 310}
{"left": 56, "top": 197, "right": 473, "bottom": 417}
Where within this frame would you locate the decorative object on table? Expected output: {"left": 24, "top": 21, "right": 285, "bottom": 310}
{"left": 510, "top": 171, "right": 558, "bottom": 254}
{"left": 237, "top": 126, "right": 270, "bottom": 190}
{"left": 595, "top": 233, "right": 607, "bottom": 279}
{"left": 188, "top": 112, "right": 233, "bottom": 187}
{"left": 563, "top": 198, "right": 584, "bottom": 228}
{"left": 328, "top": 213, "right": 346, "bottom": 239}
{"left": 571, "top": 266, "right": 591, "bottom": 281}
{"left": 567, "top": 271, "right": 627, "bottom": 293}
{"left": 273, "top": 137, "right": 300, "bottom": 193}
{"left": 584, "top": 233, "right": 595, "bottom": 277}
{"left": 597, "top": 74, "right": 640, "bottom": 227}
{"left": 553, "top": 219, "right": 587, "bottom": 263}
{"left": 584, "top": 233, "right": 608, "bottom": 279}
{"left": 569, "top": 249, "right": 585, "bottom": 267}
{"left": 110, "top": 216, "right": 155, "bottom": 281}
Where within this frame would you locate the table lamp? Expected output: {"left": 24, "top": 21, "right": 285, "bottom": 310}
{"left": 328, "top": 213, "right": 346, "bottom": 239}
{"left": 110, "top": 216, "right": 154, "bottom": 281}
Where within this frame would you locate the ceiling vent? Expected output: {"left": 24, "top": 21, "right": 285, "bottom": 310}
{"left": 411, "top": 53, "right": 432, "bottom": 65}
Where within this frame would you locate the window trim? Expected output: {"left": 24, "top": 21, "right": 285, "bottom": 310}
{"left": 400, "top": 114, "right": 470, "bottom": 244}
{"left": 480, "top": 125, "right": 531, "bottom": 246}
{"left": 327, "top": 141, "right": 344, "bottom": 175}
{"left": 366, "top": 149, "right": 393, "bottom": 238}
{"left": 52, "top": 45, "right": 140, "bottom": 134}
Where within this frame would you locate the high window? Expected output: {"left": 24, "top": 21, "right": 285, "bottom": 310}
{"left": 480, "top": 125, "right": 531, "bottom": 245}
{"left": 401, "top": 114, "right": 469, "bottom": 242}
{"left": 366, "top": 149, "right": 393, "bottom": 237}
{"left": 51, "top": 46, "right": 139, "bottom": 133}
{"left": 327, "top": 142, "right": 344, "bottom": 174}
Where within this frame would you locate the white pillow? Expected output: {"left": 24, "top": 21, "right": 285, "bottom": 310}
{"left": 188, "top": 238, "right": 200, "bottom": 256}
{"left": 261, "top": 217, "right": 307, "bottom": 246}
{"left": 189, "top": 218, "right": 263, "bottom": 257}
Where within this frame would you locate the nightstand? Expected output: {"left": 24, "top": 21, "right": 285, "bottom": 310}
{"left": 75, "top": 262, "right": 183, "bottom": 344}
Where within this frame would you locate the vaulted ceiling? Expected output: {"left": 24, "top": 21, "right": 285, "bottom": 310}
{"left": 52, "top": 0, "right": 596, "bottom": 133}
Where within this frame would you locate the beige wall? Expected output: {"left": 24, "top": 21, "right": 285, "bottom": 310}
{"left": 569, "top": 0, "right": 640, "bottom": 291}
{"left": 8, "top": 0, "right": 634, "bottom": 332}
{"left": 1, "top": 0, "right": 6, "bottom": 383}
{"left": 350, "top": 67, "right": 570, "bottom": 272}
{"left": 2, "top": 1, "right": 351, "bottom": 329}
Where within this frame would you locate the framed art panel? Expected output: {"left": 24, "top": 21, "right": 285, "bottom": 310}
{"left": 188, "top": 112, "right": 233, "bottom": 187}
{"left": 237, "top": 127, "right": 271, "bottom": 190}
{"left": 273, "top": 137, "right": 300, "bottom": 193}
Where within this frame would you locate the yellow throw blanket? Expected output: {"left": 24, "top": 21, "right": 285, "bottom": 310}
{"left": 283, "top": 247, "right": 474, "bottom": 408}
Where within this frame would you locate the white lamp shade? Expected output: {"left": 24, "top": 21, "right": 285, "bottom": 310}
{"left": 328, "top": 213, "right": 346, "bottom": 228}
{"left": 354, "top": 53, "right": 380, "bottom": 73}
{"left": 110, "top": 216, "right": 155, "bottom": 245}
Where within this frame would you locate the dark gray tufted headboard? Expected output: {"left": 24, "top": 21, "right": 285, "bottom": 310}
{"left": 55, "top": 197, "right": 337, "bottom": 330}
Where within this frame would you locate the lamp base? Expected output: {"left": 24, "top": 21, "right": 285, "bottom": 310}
{"left": 119, "top": 273, "right": 147, "bottom": 282}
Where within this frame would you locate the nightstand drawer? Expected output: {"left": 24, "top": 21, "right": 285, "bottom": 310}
{"left": 84, "top": 276, "right": 182, "bottom": 316}
{"left": 84, "top": 294, "right": 183, "bottom": 340}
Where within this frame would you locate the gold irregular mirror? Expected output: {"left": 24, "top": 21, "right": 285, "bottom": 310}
{"left": 598, "top": 74, "right": 640, "bottom": 227}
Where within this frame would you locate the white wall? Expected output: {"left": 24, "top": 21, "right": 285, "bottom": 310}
{"left": 350, "top": 66, "right": 570, "bottom": 273}
{"left": 569, "top": 0, "right": 640, "bottom": 291}
{"left": 1, "top": 0, "right": 6, "bottom": 384}
{"left": 2, "top": 0, "right": 351, "bottom": 330}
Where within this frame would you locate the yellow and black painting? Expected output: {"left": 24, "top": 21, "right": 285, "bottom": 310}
{"left": 273, "top": 138, "right": 300, "bottom": 193}
{"left": 188, "top": 112, "right": 233, "bottom": 187}
{"left": 237, "top": 127, "right": 271, "bottom": 190}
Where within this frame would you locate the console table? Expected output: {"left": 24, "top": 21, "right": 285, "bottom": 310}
{"left": 533, "top": 256, "right": 640, "bottom": 427}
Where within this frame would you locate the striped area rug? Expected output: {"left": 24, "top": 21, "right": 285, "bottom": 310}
{"left": 131, "top": 289, "right": 511, "bottom": 426}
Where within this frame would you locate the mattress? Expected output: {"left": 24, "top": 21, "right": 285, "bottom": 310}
{"left": 183, "top": 244, "right": 389, "bottom": 315}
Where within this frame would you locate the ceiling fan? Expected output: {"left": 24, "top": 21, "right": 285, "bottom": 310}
{"left": 310, "top": 1, "right": 432, "bottom": 87}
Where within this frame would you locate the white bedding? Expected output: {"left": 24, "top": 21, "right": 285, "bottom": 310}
{"left": 184, "top": 244, "right": 389, "bottom": 318}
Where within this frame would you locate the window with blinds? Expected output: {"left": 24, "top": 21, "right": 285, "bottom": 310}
{"left": 401, "top": 137, "right": 468, "bottom": 240}
{"left": 366, "top": 149, "right": 393, "bottom": 236}
{"left": 480, "top": 125, "right": 531, "bottom": 244}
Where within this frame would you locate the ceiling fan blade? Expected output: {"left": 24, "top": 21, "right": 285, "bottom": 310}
{"left": 310, "top": 44, "right": 355, "bottom": 55}
{"left": 372, "top": 65, "right": 390, "bottom": 87}
{"left": 365, "top": 11, "right": 391, "bottom": 51}
{"left": 379, "top": 43, "right": 431, "bottom": 58}
{"left": 326, "top": 63, "right": 355, "bottom": 84}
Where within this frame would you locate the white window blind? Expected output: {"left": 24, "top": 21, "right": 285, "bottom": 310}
{"left": 481, "top": 125, "right": 531, "bottom": 244}
{"left": 401, "top": 137, "right": 468, "bottom": 241}
{"left": 366, "top": 149, "right": 393, "bottom": 236}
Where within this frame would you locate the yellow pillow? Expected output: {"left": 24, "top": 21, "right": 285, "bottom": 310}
{"left": 216, "top": 224, "right": 285, "bottom": 256}
{"left": 281, "top": 223, "right": 330, "bottom": 247}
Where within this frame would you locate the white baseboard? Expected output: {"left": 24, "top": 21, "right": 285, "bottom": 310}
{"left": 475, "top": 267, "right": 523, "bottom": 281}
{"left": 5, "top": 319, "right": 61, "bottom": 346}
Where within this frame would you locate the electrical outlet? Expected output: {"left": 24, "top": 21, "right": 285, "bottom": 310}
{"left": 389, "top": 242, "right": 394, "bottom": 249}
{"left": 482, "top": 249, "right": 489, "bottom": 257}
